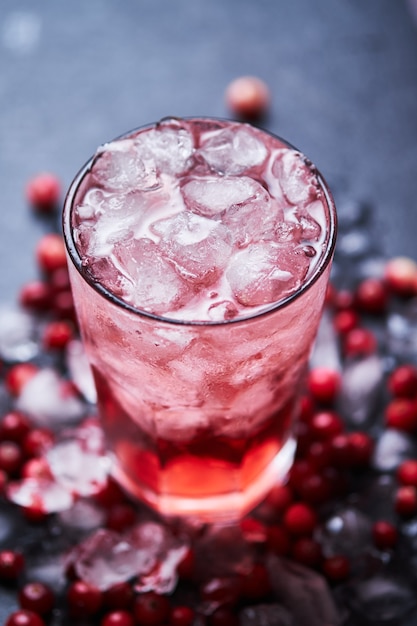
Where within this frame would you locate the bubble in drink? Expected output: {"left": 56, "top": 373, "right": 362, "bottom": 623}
{"left": 64, "top": 117, "right": 336, "bottom": 520}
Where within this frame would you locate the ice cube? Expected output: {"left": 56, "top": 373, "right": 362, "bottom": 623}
{"left": 386, "top": 299, "right": 417, "bottom": 363}
{"left": 317, "top": 507, "right": 372, "bottom": 559}
{"left": 0, "top": 307, "right": 38, "bottom": 362}
{"left": 266, "top": 556, "right": 342, "bottom": 626}
{"left": 372, "top": 429, "right": 417, "bottom": 473}
{"left": 271, "top": 150, "right": 319, "bottom": 205}
{"left": 337, "top": 355, "right": 384, "bottom": 427}
{"left": 239, "top": 604, "right": 295, "bottom": 626}
{"left": 112, "top": 238, "right": 189, "bottom": 314}
{"left": 200, "top": 126, "right": 268, "bottom": 175}
{"left": 16, "top": 369, "right": 85, "bottom": 428}
{"left": 346, "top": 574, "right": 417, "bottom": 623}
{"left": 181, "top": 175, "right": 263, "bottom": 217}
{"left": 152, "top": 212, "right": 232, "bottom": 286}
{"left": 57, "top": 498, "right": 106, "bottom": 533}
{"left": 66, "top": 340, "right": 97, "bottom": 404}
{"left": 7, "top": 477, "right": 74, "bottom": 513}
{"left": 226, "top": 243, "right": 309, "bottom": 307}
{"left": 93, "top": 138, "right": 160, "bottom": 191}
{"left": 24, "top": 554, "right": 68, "bottom": 593}
{"left": 137, "top": 119, "right": 194, "bottom": 175}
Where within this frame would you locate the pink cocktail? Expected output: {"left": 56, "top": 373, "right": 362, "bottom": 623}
{"left": 63, "top": 117, "right": 336, "bottom": 521}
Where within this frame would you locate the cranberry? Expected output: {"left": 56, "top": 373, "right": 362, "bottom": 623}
{"left": 306, "top": 441, "right": 332, "bottom": 470}
{"left": 19, "top": 281, "right": 51, "bottom": 312}
{"left": 384, "top": 256, "right": 417, "bottom": 297}
{"left": 5, "top": 363, "right": 39, "bottom": 396}
{"left": 169, "top": 606, "right": 195, "bottom": 626}
{"left": 200, "top": 577, "right": 241, "bottom": 608}
{"left": 42, "top": 320, "right": 73, "bottom": 350}
{"left": 388, "top": 364, "right": 417, "bottom": 398}
{"left": 299, "top": 395, "right": 315, "bottom": 422}
{"left": 240, "top": 562, "right": 271, "bottom": 600}
{"left": 0, "top": 412, "right": 31, "bottom": 443}
{"left": 328, "top": 434, "right": 354, "bottom": 468}
{"left": 48, "top": 267, "right": 71, "bottom": 293}
{"left": 133, "top": 592, "right": 171, "bottom": 625}
{"left": 240, "top": 517, "right": 267, "bottom": 544}
{"left": 355, "top": 278, "right": 387, "bottom": 315}
{"left": 372, "top": 521, "right": 399, "bottom": 550}
{"left": 176, "top": 547, "right": 195, "bottom": 580}
{"left": 266, "top": 524, "right": 291, "bottom": 556}
{"left": 0, "top": 441, "right": 24, "bottom": 476}
{"left": 225, "top": 75, "right": 270, "bottom": 120}
{"left": 291, "top": 537, "right": 323, "bottom": 568}
{"left": 106, "top": 504, "right": 137, "bottom": 532}
{"left": 21, "top": 457, "right": 52, "bottom": 480}
{"left": 0, "top": 550, "right": 25, "bottom": 581}
{"left": 310, "top": 411, "right": 344, "bottom": 441}
{"left": 209, "top": 608, "right": 239, "bottom": 626}
{"left": 395, "top": 486, "right": 417, "bottom": 517}
{"left": 25, "top": 173, "right": 61, "bottom": 212}
{"left": 333, "top": 289, "right": 355, "bottom": 310}
{"left": 322, "top": 555, "right": 350, "bottom": 582}
{"left": 343, "top": 327, "right": 377, "bottom": 357}
{"left": 333, "top": 309, "right": 359, "bottom": 335}
{"left": 103, "top": 582, "right": 134, "bottom": 610}
{"left": 67, "top": 580, "right": 103, "bottom": 618}
{"left": 296, "top": 472, "right": 332, "bottom": 505}
{"left": 5, "top": 610, "right": 45, "bottom": 626}
{"left": 385, "top": 398, "right": 417, "bottom": 432}
{"left": 348, "top": 431, "right": 374, "bottom": 467}
{"left": 264, "top": 483, "right": 293, "bottom": 513}
{"left": 283, "top": 503, "right": 317, "bottom": 537}
{"left": 397, "top": 459, "right": 417, "bottom": 487}
{"left": 36, "top": 234, "right": 67, "bottom": 274}
{"left": 307, "top": 368, "right": 341, "bottom": 404}
{"left": 19, "top": 582, "right": 54, "bottom": 615}
{"left": 288, "top": 459, "right": 314, "bottom": 491}
{"left": 52, "top": 290, "right": 76, "bottom": 321}
{"left": 101, "top": 610, "right": 135, "bottom": 626}
{"left": 94, "top": 477, "right": 128, "bottom": 508}
{"left": 22, "top": 428, "right": 55, "bottom": 458}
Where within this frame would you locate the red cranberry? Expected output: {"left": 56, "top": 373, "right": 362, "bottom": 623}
{"left": 22, "top": 428, "right": 55, "bottom": 458}
{"left": 240, "top": 562, "right": 271, "bottom": 600}
{"left": 94, "top": 477, "right": 128, "bottom": 508}
{"left": 307, "top": 368, "right": 341, "bottom": 404}
{"left": 384, "top": 256, "right": 417, "bottom": 297}
{"left": 21, "top": 457, "right": 52, "bottom": 480}
{"left": 225, "top": 75, "right": 270, "bottom": 120}
{"left": 348, "top": 431, "right": 374, "bottom": 467}
{"left": 355, "top": 278, "right": 387, "bottom": 315}
{"left": 209, "top": 608, "right": 239, "bottom": 626}
{"left": 200, "top": 577, "right": 241, "bottom": 608}
{"left": 169, "top": 606, "right": 195, "bottom": 626}
{"left": 333, "top": 309, "right": 359, "bottom": 335}
{"left": 299, "top": 395, "right": 315, "bottom": 422}
{"left": 333, "top": 289, "right": 355, "bottom": 311}
{"left": 296, "top": 472, "right": 332, "bottom": 505}
{"left": 19, "top": 582, "right": 54, "bottom": 615}
{"left": 240, "top": 517, "right": 267, "bottom": 544}
{"left": 395, "top": 486, "right": 417, "bottom": 517}
{"left": 48, "top": 267, "right": 71, "bottom": 293}
{"left": 176, "top": 547, "right": 195, "bottom": 581}
{"left": 19, "top": 281, "right": 51, "bottom": 312}
{"left": 25, "top": 173, "right": 61, "bottom": 212}
{"left": 310, "top": 411, "right": 344, "bottom": 441}
{"left": 372, "top": 521, "right": 399, "bottom": 550}
{"left": 5, "top": 364, "right": 39, "bottom": 396}
{"left": 288, "top": 459, "right": 314, "bottom": 491}
{"left": 36, "top": 234, "right": 67, "bottom": 274}
{"left": 101, "top": 610, "right": 135, "bottom": 626}
{"left": 264, "top": 483, "right": 293, "bottom": 513}
{"left": 283, "top": 503, "right": 317, "bottom": 537}
{"left": 52, "top": 290, "right": 76, "bottom": 321}
{"left": 291, "top": 537, "right": 323, "bottom": 568}
{"left": 0, "top": 412, "right": 31, "bottom": 443}
{"left": 385, "top": 398, "right": 417, "bottom": 432}
{"left": 322, "top": 555, "right": 350, "bottom": 582}
{"left": 343, "top": 327, "right": 377, "bottom": 357}
{"left": 106, "top": 504, "right": 137, "bottom": 532}
{"left": 397, "top": 459, "right": 417, "bottom": 487}
{"left": 67, "top": 580, "right": 103, "bottom": 617}
{"left": 266, "top": 524, "right": 291, "bottom": 556}
{"left": 328, "top": 434, "right": 354, "bottom": 468}
{"left": 5, "top": 610, "right": 45, "bottom": 626}
{"left": 42, "top": 320, "right": 73, "bottom": 350}
{"left": 0, "top": 441, "right": 24, "bottom": 476}
{"left": 133, "top": 592, "right": 171, "bottom": 625}
{"left": 103, "top": 582, "right": 134, "bottom": 611}
{"left": 306, "top": 441, "right": 332, "bottom": 470}
{"left": 0, "top": 550, "right": 25, "bottom": 581}
{"left": 388, "top": 364, "right": 417, "bottom": 398}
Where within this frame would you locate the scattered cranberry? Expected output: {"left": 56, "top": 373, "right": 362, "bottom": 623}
{"left": 101, "top": 610, "right": 135, "bottom": 626}
{"left": 67, "top": 580, "right": 103, "bottom": 618}
{"left": 133, "top": 592, "right": 171, "bottom": 625}
{"left": 299, "top": 395, "right": 315, "bottom": 422}
{"left": 283, "top": 503, "right": 317, "bottom": 537}
{"left": 36, "top": 234, "right": 67, "bottom": 274}
{"left": 384, "top": 256, "right": 417, "bottom": 297}
{"left": 296, "top": 472, "right": 332, "bottom": 505}
{"left": 322, "top": 555, "right": 350, "bottom": 582}
{"left": 19, "top": 281, "right": 51, "bottom": 312}
{"left": 22, "top": 428, "right": 55, "bottom": 458}
{"left": 105, "top": 504, "right": 137, "bottom": 532}
{"left": 388, "top": 364, "right": 417, "bottom": 398}
{"left": 52, "top": 289, "right": 76, "bottom": 321}
{"left": 0, "top": 441, "right": 24, "bottom": 476}
{"left": 333, "top": 309, "right": 359, "bottom": 335}
{"left": 355, "top": 278, "right": 387, "bottom": 315}
{"left": 306, "top": 441, "right": 332, "bottom": 470}
{"left": 19, "top": 582, "right": 54, "bottom": 615}
{"left": 0, "top": 550, "right": 25, "bottom": 581}
{"left": 310, "top": 411, "right": 344, "bottom": 441}
{"left": 21, "top": 457, "right": 52, "bottom": 480}
{"left": 103, "top": 582, "right": 134, "bottom": 611}
{"left": 372, "top": 521, "right": 399, "bottom": 550}
{"left": 291, "top": 537, "right": 323, "bottom": 568}
{"left": 94, "top": 477, "right": 128, "bottom": 508}
{"left": 333, "top": 289, "right": 355, "bottom": 311}
{"left": 328, "top": 433, "right": 354, "bottom": 468}
{"left": 348, "top": 431, "right": 374, "bottom": 467}
{"left": 240, "top": 517, "right": 267, "bottom": 544}
{"left": 176, "top": 547, "right": 195, "bottom": 581}
{"left": 307, "top": 368, "right": 341, "bottom": 404}
{"left": 240, "top": 562, "right": 271, "bottom": 600}
{"left": 25, "top": 173, "right": 61, "bottom": 212}
{"left": 169, "top": 606, "right": 195, "bottom": 626}
{"left": 200, "top": 576, "right": 241, "bottom": 608}
{"left": 288, "top": 459, "right": 314, "bottom": 491}
{"left": 385, "top": 398, "right": 417, "bottom": 432}
{"left": 5, "top": 363, "right": 39, "bottom": 396}
{"left": 266, "top": 524, "right": 291, "bottom": 556}
{"left": 42, "top": 320, "right": 73, "bottom": 350}
{"left": 49, "top": 267, "right": 71, "bottom": 293}
{"left": 225, "top": 75, "right": 270, "bottom": 119}
{"left": 0, "top": 412, "right": 31, "bottom": 443}
{"left": 264, "top": 483, "right": 293, "bottom": 513}
{"left": 397, "top": 459, "right": 417, "bottom": 487}
{"left": 395, "top": 485, "right": 417, "bottom": 517}
{"left": 343, "top": 327, "right": 377, "bottom": 357}
{"left": 5, "top": 610, "right": 45, "bottom": 626}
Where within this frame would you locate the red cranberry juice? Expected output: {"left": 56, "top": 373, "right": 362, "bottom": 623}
{"left": 64, "top": 118, "right": 336, "bottom": 519}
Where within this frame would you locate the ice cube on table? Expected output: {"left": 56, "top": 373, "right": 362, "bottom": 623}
{"left": 239, "top": 604, "right": 295, "bottom": 626}
{"left": 346, "top": 575, "right": 417, "bottom": 624}
{"left": 386, "top": 299, "right": 417, "bottom": 363}
{"left": 317, "top": 507, "right": 372, "bottom": 559}
{"left": 271, "top": 149, "right": 319, "bottom": 205}
{"left": 372, "top": 429, "right": 417, "bottom": 472}
{"left": 7, "top": 477, "right": 74, "bottom": 513}
{"left": 0, "top": 307, "right": 38, "bottom": 362}
{"left": 57, "top": 498, "right": 106, "bottom": 533}
{"left": 181, "top": 175, "right": 261, "bottom": 217}
{"left": 338, "top": 355, "right": 384, "bottom": 427}
{"left": 199, "top": 126, "right": 268, "bottom": 175}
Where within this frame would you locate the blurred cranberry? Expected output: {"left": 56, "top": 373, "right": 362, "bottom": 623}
{"left": 388, "top": 364, "right": 417, "bottom": 398}
{"left": 36, "top": 233, "right": 67, "bottom": 274}
{"left": 355, "top": 278, "right": 387, "bottom": 314}
{"left": 25, "top": 172, "right": 61, "bottom": 213}
{"left": 225, "top": 75, "right": 270, "bottom": 120}
{"left": 384, "top": 256, "right": 417, "bottom": 297}
{"left": 19, "top": 281, "right": 51, "bottom": 312}
{"left": 308, "top": 368, "right": 341, "bottom": 404}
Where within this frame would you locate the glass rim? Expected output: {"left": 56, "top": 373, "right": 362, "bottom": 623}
{"left": 62, "top": 116, "right": 337, "bottom": 327}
